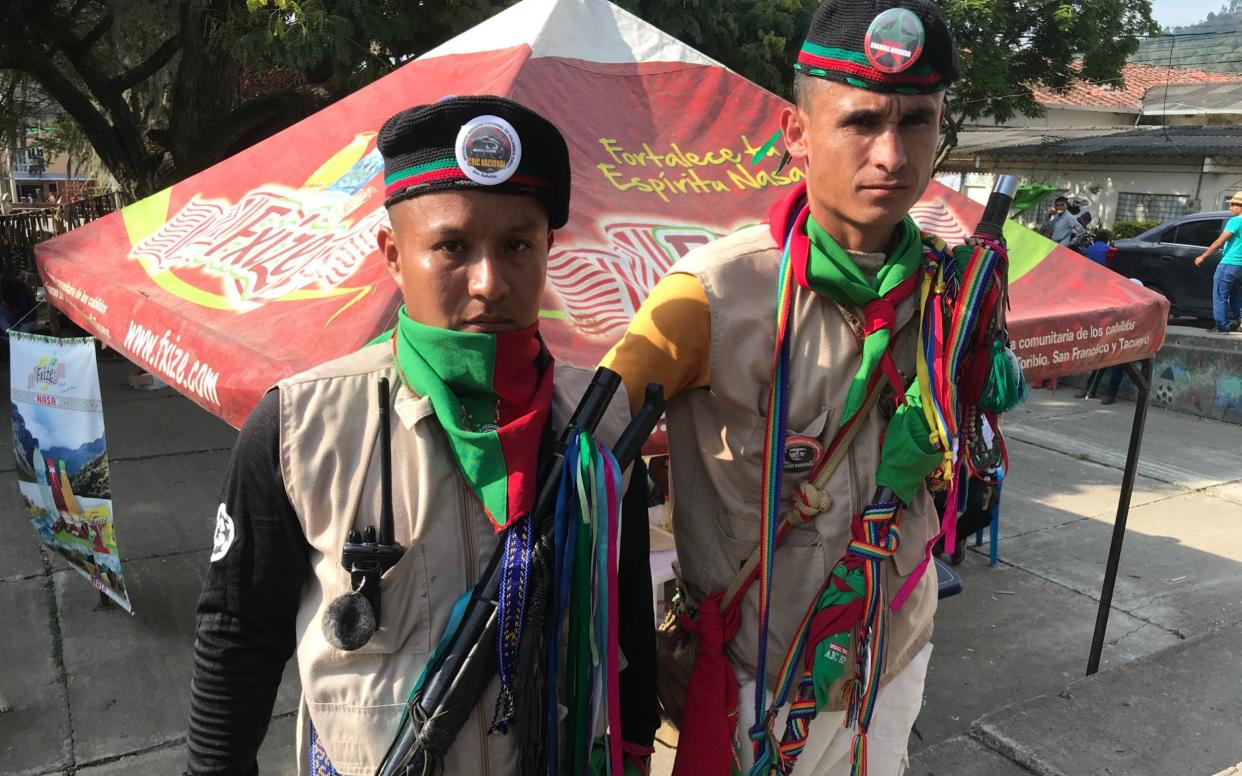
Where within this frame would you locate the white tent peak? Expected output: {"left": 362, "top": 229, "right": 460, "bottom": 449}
{"left": 419, "top": 0, "right": 722, "bottom": 68}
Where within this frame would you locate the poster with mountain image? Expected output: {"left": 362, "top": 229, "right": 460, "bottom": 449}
{"left": 11, "top": 332, "right": 130, "bottom": 612}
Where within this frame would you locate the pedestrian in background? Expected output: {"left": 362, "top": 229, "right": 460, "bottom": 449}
{"left": 1082, "top": 228, "right": 1112, "bottom": 265}
{"left": 1046, "top": 195, "right": 1087, "bottom": 247}
{"left": 1194, "top": 191, "right": 1242, "bottom": 333}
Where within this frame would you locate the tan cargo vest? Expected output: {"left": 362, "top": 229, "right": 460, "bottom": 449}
{"left": 276, "top": 344, "right": 629, "bottom": 776}
{"left": 665, "top": 225, "right": 938, "bottom": 710}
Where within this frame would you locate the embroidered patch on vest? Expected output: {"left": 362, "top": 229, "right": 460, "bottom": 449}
{"left": 210, "top": 503, "right": 235, "bottom": 562}
{"left": 784, "top": 435, "right": 825, "bottom": 475}
{"left": 308, "top": 722, "right": 340, "bottom": 775}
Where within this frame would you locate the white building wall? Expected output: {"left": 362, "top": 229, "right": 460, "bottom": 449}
{"left": 946, "top": 159, "right": 1242, "bottom": 228}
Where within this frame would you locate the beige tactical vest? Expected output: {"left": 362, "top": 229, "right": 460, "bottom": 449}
{"left": 276, "top": 344, "right": 629, "bottom": 776}
{"left": 664, "top": 225, "right": 938, "bottom": 710}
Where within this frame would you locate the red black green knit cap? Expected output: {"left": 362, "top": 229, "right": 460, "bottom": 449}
{"left": 796, "top": 0, "right": 960, "bottom": 94}
{"left": 378, "top": 95, "right": 571, "bottom": 228}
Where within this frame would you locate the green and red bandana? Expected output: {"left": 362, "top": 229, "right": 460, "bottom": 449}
{"left": 767, "top": 182, "right": 943, "bottom": 503}
{"left": 768, "top": 183, "right": 923, "bottom": 422}
{"left": 390, "top": 307, "right": 553, "bottom": 531}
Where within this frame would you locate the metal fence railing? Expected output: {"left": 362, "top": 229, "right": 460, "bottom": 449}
{"left": 0, "top": 192, "right": 122, "bottom": 275}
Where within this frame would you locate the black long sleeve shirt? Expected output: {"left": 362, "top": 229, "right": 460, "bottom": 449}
{"left": 184, "top": 391, "right": 659, "bottom": 774}
{"left": 186, "top": 391, "right": 308, "bottom": 775}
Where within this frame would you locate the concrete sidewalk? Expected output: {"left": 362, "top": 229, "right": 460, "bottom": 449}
{"left": 905, "top": 388, "right": 1242, "bottom": 775}
{"left": 5, "top": 357, "right": 1242, "bottom": 775}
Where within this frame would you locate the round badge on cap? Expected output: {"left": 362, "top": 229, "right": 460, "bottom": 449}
{"left": 864, "top": 7, "right": 926, "bottom": 74}
{"left": 455, "top": 115, "right": 522, "bottom": 186}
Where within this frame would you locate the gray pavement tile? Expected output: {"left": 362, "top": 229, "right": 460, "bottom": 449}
{"left": 1005, "top": 396, "right": 1242, "bottom": 489}
{"left": 57, "top": 552, "right": 301, "bottom": 764}
{"left": 56, "top": 555, "right": 205, "bottom": 765}
{"left": 1204, "top": 479, "right": 1242, "bottom": 507}
{"left": 74, "top": 715, "right": 297, "bottom": 776}
{"left": 100, "top": 392, "right": 237, "bottom": 462}
{"left": 999, "top": 492, "right": 1242, "bottom": 637}
{"left": 1003, "top": 438, "right": 1182, "bottom": 536}
{"left": 75, "top": 742, "right": 183, "bottom": 776}
{"left": 2, "top": 486, "right": 49, "bottom": 579}
{"left": 0, "top": 577, "right": 71, "bottom": 776}
{"left": 1005, "top": 391, "right": 1097, "bottom": 423}
{"left": 974, "top": 624, "right": 1242, "bottom": 776}
{"left": 108, "top": 450, "right": 231, "bottom": 562}
{"left": 258, "top": 714, "right": 299, "bottom": 776}
{"left": 914, "top": 553, "right": 1182, "bottom": 753}
{"left": 907, "top": 734, "right": 1034, "bottom": 776}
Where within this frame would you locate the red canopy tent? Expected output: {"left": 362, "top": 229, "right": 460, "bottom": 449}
{"left": 33, "top": 0, "right": 1164, "bottom": 673}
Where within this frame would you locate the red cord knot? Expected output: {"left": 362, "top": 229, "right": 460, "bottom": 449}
{"left": 861, "top": 299, "right": 896, "bottom": 335}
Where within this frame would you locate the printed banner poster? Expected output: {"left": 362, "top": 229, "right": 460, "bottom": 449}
{"left": 11, "top": 332, "right": 131, "bottom": 612}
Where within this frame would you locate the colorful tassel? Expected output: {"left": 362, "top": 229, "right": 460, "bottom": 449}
{"left": 980, "top": 337, "right": 1027, "bottom": 413}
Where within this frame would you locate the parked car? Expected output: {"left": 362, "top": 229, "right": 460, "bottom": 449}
{"left": 1108, "top": 210, "right": 1232, "bottom": 319}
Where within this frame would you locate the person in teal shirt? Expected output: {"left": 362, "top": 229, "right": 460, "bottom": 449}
{"left": 1195, "top": 192, "right": 1242, "bottom": 332}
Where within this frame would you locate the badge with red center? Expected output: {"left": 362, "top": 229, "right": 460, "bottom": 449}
{"left": 785, "top": 435, "right": 825, "bottom": 475}
{"left": 864, "top": 7, "right": 926, "bottom": 74}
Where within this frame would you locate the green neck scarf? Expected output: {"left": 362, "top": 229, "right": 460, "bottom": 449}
{"left": 390, "top": 307, "right": 553, "bottom": 531}
{"left": 803, "top": 215, "right": 925, "bottom": 423}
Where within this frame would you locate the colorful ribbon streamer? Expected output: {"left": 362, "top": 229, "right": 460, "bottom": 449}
{"left": 545, "top": 430, "right": 624, "bottom": 776}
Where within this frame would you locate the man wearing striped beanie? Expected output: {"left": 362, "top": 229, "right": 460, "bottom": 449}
{"left": 185, "top": 96, "right": 657, "bottom": 775}
{"left": 604, "top": 1, "right": 960, "bottom": 774}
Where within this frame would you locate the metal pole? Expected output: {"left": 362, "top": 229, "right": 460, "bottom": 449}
{"left": 1086, "top": 358, "right": 1154, "bottom": 675}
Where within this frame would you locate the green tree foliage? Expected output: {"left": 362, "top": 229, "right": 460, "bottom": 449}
{"left": 1, "top": 0, "right": 1158, "bottom": 195}
{"left": 1111, "top": 219, "right": 1160, "bottom": 238}
{"left": 0, "top": 0, "right": 512, "bottom": 198}
{"left": 1133, "top": 4, "right": 1242, "bottom": 73}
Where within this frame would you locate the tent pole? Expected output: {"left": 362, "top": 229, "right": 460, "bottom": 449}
{"left": 1086, "top": 358, "right": 1154, "bottom": 676}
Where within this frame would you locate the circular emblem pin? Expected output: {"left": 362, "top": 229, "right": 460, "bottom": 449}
{"left": 456, "top": 115, "right": 522, "bottom": 186}
{"left": 864, "top": 8, "right": 925, "bottom": 74}
{"left": 210, "top": 503, "right": 235, "bottom": 563}
{"left": 784, "top": 435, "right": 825, "bottom": 475}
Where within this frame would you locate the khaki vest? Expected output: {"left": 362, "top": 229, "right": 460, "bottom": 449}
{"left": 665, "top": 225, "right": 938, "bottom": 710}
{"left": 277, "top": 344, "right": 629, "bottom": 776}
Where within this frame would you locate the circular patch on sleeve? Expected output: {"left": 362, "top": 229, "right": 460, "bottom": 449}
{"left": 455, "top": 115, "right": 522, "bottom": 185}
{"left": 864, "top": 8, "right": 926, "bottom": 74}
{"left": 210, "top": 503, "right": 236, "bottom": 562}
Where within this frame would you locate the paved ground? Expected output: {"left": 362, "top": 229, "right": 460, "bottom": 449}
{"left": 3, "top": 353, "right": 1242, "bottom": 775}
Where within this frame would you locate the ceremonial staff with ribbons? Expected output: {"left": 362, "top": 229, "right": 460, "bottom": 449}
{"left": 605, "top": 2, "right": 1025, "bottom": 774}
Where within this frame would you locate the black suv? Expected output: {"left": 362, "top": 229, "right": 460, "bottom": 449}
{"left": 1108, "top": 211, "right": 1233, "bottom": 319}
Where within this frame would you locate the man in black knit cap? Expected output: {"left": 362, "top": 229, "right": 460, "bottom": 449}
{"left": 605, "top": 0, "right": 960, "bottom": 774}
{"left": 184, "top": 96, "right": 656, "bottom": 775}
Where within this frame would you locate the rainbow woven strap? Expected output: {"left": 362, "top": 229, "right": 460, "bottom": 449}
{"left": 544, "top": 430, "right": 624, "bottom": 776}
{"left": 891, "top": 236, "right": 1008, "bottom": 612}
{"left": 747, "top": 208, "right": 801, "bottom": 771}
{"left": 748, "top": 231, "right": 1011, "bottom": 775}
{"left": 760, "top": 499, "right": 900, "bottom": 776}
{"left": 844, "top": 501, "right": 902, "bottom": 769}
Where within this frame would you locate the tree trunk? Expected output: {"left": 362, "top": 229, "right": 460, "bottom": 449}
{"left": 934, "top": 113, "right": 966, "bottom": 174}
